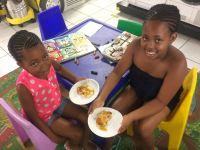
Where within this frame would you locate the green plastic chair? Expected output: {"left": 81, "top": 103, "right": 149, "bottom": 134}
{"left": 117, "top": 19, "right": 143, "bottom": 36}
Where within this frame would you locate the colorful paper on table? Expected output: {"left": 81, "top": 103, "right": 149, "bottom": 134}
{"left": 78, "top": 22, "right": 103, "bottom": 37}
{"left": 43, "top": 33, "right": 96, "bottom": 63}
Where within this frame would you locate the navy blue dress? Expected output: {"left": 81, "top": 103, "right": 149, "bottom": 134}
{"left": 129, "top": 64, "right": 183, "bottom": 111}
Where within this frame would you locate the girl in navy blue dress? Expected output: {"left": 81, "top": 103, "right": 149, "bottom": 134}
{"left": 89, "top": 4, "right": 187, "bottom": 150}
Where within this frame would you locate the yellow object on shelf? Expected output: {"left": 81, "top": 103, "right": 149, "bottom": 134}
{"left": 6, "top": 7, "right": 35, "bottom": 25}
{"left": 0, "top": 9, "right": 6, "bottom": 16}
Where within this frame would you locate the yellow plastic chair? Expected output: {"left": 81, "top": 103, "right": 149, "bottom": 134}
{"left": 127, "top": 68, "right": 198, "bottom": 149}
{"left": 158, "top": 67, "right": 198, "bottom": 150}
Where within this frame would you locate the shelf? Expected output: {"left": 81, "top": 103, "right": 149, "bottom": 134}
{"left": 117, "top": 1, "right": 200, "bottom": 40}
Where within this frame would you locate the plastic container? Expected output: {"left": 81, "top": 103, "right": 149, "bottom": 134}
{"left": 6, "top": 0, "right": 28, "bottom": 19}
{"left": 4, "top": 0, "right": 35, "bottom": 26}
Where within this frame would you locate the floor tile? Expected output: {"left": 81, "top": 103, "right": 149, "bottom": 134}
{"left": 0, "top": 55, "right": 19, "bottom": 77}
{"left": 186, "top": 58, "right": 200, "bottom": 71}
{"left": 111, "top": 0, "right": 125, "bottom": 3}
{"left": 63, "top": 9, "right": 88, "bottom": 24}
{"left": 0, "top": 21, "right": 8, "bottom": 30}
{"left": 91, "top": 9, "right": 112, "bottom": 22}
{"left": 0, "top": 0, "right": 200, "bottom": 76}
{"left": 0, "top": 24, "right": 16, "bottom": 42}
{"left": 74, "top": 3, "right": 101, "bottom": 16}
{"left": 88, "top": 0, "right": 113, "bottom": 8}
{"left": 12, "top": 21, "right": 39, "bottom": 32}
{"left": 30, "top": 27, "right": 42, "bottom": 40}
{"left": 172, "top": 33, "right": 189, "bottom": 49}
{"left": 0, "top": 46, "right": 7, "bottom": 58}
{"left": 180, "top": 38, "right": 200, "bottom": 63}
{"left": 65, "top": 21, "right": 74, "bottom": 29}
{"left": 117, "top": 12, "right": 143, "bottom": 23}
{"left": 106, "top": 17, "right": 119, "bottom": 28}
{"left": 0, "top": 38, "right": 10, "bottom": 54}
{"left": 104, "top": 3, "right": 119, "bottom": 13}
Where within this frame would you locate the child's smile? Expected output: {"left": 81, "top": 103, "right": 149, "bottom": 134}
{"left": 141, "top": 20, "right": 174, "bottom": 60}
{"left": 144, "top": 48, "right": 158, "bottom": 58}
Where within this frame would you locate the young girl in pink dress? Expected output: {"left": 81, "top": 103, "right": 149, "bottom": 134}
{"left": 8, "top": 30, "right": 97, "bottom": 150}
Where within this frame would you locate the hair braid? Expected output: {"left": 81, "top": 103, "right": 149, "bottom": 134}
{"left": 145, "top": 4, "right": 180, "bottom": 33}
{"left": 8, "top": 30, "right": 42, "bottom": 61}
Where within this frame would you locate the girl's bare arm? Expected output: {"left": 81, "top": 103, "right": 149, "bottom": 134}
{"left": 88, "top": 40, "right": 137, "bottom": 113}
{"left": 17, "top": 84, "right": 65, "bottom": 144}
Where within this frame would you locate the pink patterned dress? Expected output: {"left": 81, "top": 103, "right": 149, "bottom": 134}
{"left": 16, "top": 65, "right": 61, "bottom": 122}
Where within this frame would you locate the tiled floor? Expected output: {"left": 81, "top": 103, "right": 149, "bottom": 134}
{"left": 0, "top": 0, "right": 200, "bottom": 77}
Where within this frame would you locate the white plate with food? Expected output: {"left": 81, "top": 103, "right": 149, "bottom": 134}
{"left": 69, "top": 79, "right": 100, "bottom": 105}
{"left": 88, "top": 107, "right": 123, "bottom": 138}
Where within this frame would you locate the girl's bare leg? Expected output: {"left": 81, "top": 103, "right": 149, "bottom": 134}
{"left": 52, "top": 102, "right": 96, "bottom": 150}
{"left": 50, "top": 117, "right": 83, "bottom": 149}
{"left": 112, "top": 86, "right": 140, "bottom": 115}
{"left": 136, "top": 104, "right": 170, "bottom": 150}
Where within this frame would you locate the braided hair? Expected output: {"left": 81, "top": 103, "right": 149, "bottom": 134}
{"left": 145, "top": 4, "right": 180, "bottom": 33}
{"left": 8, "top": 30, "right": 42, "bottom": 62}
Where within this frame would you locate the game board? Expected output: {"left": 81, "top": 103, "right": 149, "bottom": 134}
{"left": 101, "top": 31, "right": 137, "bottom": 62}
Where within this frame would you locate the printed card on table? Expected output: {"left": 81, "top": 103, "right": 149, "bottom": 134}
{"left": 101, "top": 31, "right": 137, "bottom": 62}
{"left": 43, "top": 33, "right": 96, "bottom": 63}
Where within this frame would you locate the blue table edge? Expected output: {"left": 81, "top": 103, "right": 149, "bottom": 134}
{"left": 56, "top": 18, "right": 129, "bottom": 106}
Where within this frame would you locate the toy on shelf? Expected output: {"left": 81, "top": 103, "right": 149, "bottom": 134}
{"left": 0, "top": 3, "right": 6, "bottom": 16}
{"left": 4, "top": 0, "right": 35, "bottom": 27}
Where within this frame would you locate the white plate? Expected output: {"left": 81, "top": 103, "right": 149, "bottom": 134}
{"left": 88, "top": 107, "right": 123, "bottom": 138}
{"left": 69, "top": 79, "right": 100, "bottom": 105}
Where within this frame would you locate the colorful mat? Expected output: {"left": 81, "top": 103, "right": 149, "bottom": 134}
{"left": 0, "top": 67, "right": 24, "bottom": 150}
{"left": 0, "top": 67, "right": 200, "bottom": 150}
